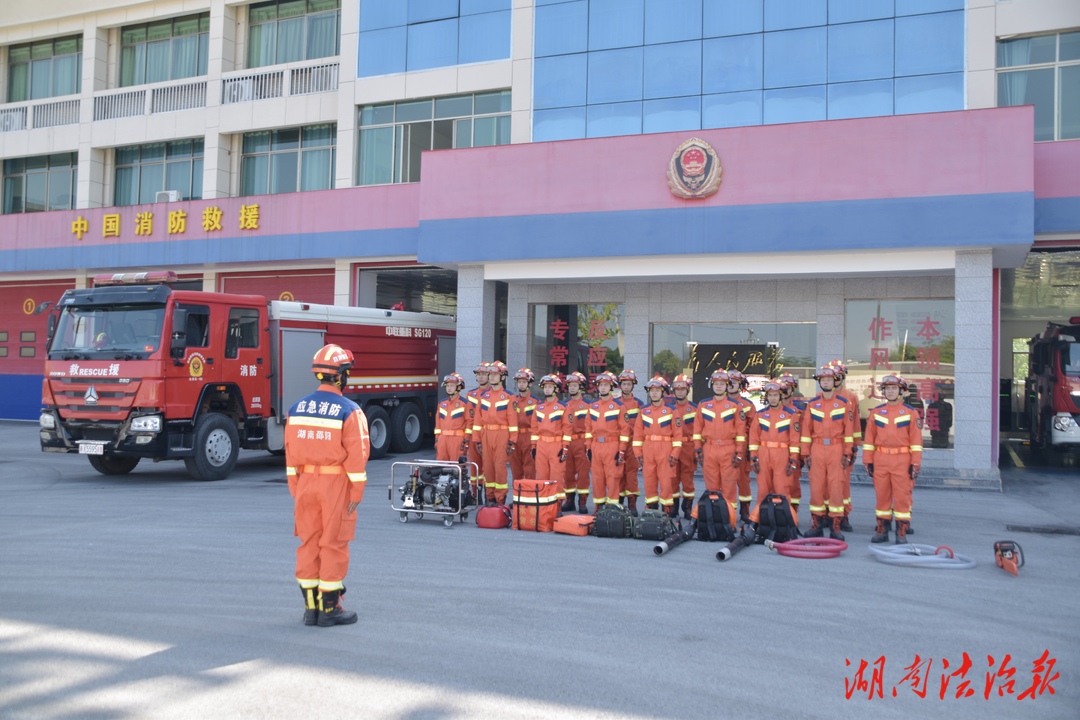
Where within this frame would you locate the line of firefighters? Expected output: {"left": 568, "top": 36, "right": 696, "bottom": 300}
{"left": 434, "top": 361, "right": 923, "bottom": 544}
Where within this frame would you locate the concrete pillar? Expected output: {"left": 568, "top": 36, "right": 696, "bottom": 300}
{"left": 201, "top": 132, "right": 230, "bottom": 199}
{"left": 77, "top": 26, "right": 109, "bottom": 209}
{"left": 506, "top": 282, "right": 529, "bottom": 372}
{"left": 815, "top": 279, "right": 845, "bottom": 367}
{"left": 334, "top": 258, "right": 352, "bottom": 305}
{"left": 456, "top": 264, "right": 496, "bottom": 378}
{"left": 336, "top": 0, "right": 360, "bottom": 189}
{"left": 953, "top": 249, "right": 996, "bottom": 473}
{"left": 624, "top": 284, "right": 651, "bottom": 380}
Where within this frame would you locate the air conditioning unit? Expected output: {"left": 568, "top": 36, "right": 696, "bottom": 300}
{"left": 223, "top": 78, "right": 254, "bottom": 105}
{"left": 0, "top": 112, "right": 27, "bottom": 133}
{"left": 155, "top": 190, "right": 181, "bottom": 202}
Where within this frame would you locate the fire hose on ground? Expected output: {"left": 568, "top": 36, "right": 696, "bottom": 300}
{"left": 868, "top": 543, "right": 977, "bottom": 569}
{"left": 763, "top": 537, "right": 849, "bottom": 559}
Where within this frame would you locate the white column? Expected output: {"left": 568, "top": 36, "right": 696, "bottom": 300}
{"left": 456, "top": 265, "right": 496, "bottom": 378}
{"left": 953, "top": 249, "right": 996, "bottom": 472}
{"left": 336, "top": 0, "right": 360, "bottom": 188}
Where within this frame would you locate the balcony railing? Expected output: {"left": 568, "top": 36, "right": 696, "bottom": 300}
{"left": 221, "top": 60, "right": 339, "bottom": 105}
{"left": 94, "top": 79, "right": 208, "bottom": 120}
{"left": 0, "top": 98, "right": 81, "bottom": 133}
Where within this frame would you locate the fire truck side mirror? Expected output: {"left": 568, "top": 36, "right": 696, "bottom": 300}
{"left": 170, "top": 308, "right": 188, "bottom": 358}
{"left": 46, "top": 314, "right": 56, "bottom": 342}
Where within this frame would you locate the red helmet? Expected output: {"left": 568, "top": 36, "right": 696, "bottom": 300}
{"left": 514, "top": 367, "right": 535, "bottom": 383}
{"left": 594, "top": 371, "right": 617, "bottom": 386}
{"left": 565, "top": 371, "right": 587, "bottom": 388}
{"left": 489, "top": 361, "right": 509, "bottom": 377}
{"left": 312, "top": 344, "right": 353, "bottom": 378}
{"left": 474, "top": 362, "right": 491, "bottom": 376}
{"left": 813, "top": 366, "right": 838, "bottom": 381}
{"left": 777, "top": 373, "right": 797, "bottom": 391}
{"left": 726, "top": 369, "right": 747, "bottom": 388}
{"left": 539, "top": 374, "right": 562, "bottom": 391}
{"left": 878, "top": 374, "right": 907, "bottom": 391}
{"left": 618, "top": 369, "right": 638, "bottom": 385}
{"left": 762, "top": 381, "right": 783, "bottom": 396}
{"left": 829, "top": 359, "right": 849, "bottom": 377}
{"left": 709, "top": 369, "right": 730, "bottom": 385}
{"left": 644, "top": 375, "right": 669, "bottom": 391}
{"left": 672, "top": 374, "right": 691, "bottom": 389}
{"left": 442, "top": 372, "right": 465, "bottom": 388}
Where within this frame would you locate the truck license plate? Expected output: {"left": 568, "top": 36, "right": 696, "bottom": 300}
{"left": 79, "top": 442, "right": 105, "bottom": 455}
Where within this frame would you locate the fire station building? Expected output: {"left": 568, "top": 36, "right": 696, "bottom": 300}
{"left": 1, "top": 1, "right": 1079, "bottom": 490}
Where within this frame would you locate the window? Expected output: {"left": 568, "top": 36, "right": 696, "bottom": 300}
{"left": 3, "top": 154, "right": 77, "bottom": 214}
{"left": 120, "top": 14, "right": 209, "bottom": 87}
{"left": 241, "top": 124, "right": 335, "bottom": 195}
{"left": 115, "top": 140, "right": 203, "bottom": 206}
{"left": 248, "top": 0, "right": 341, "bottom": 69}
{"left": 998, "top": 31, "right": 1080, "bottom": 141}
{"left": 7, "top": 36, "right": 82, "bottom": 102}
{"left": 226, "top": 308, "right": 261, "bottom": 358}
{"left": 358, "top": 92, "right": 509, "bottom": 185}
{"left": 529, "top": 304, "right": 626, "bottom": 380}
{"left": 179, "top": 305, "right": 210, "bottom": 348}
{"left": 357, "top": 0, "right": 510, "bottom": 76}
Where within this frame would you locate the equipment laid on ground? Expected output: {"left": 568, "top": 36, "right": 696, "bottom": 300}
{"left": 391, "top": 459, "right": 477, "bottom": 528}
{"left": 635, "top": 509, "right": 678, "bottom": 541}
{"left": 593, "top": 502, "right": 636, "bottom": 537}
{"left": 867, "top": 543, "right": 976, "bottom": 569}
{"left": 753, "top": 494, "right": 801, "bottom": 544}
{"left": 765, "top": 537, "right": 848, "bottom": 559}
{"left": 512, "top": 479, "right": 560, "bottom": 532}
{"left": 994, "top": 540, "right": 1024, "bottom": 576}
{"left": 652, "top": 522, "right": 694, "bottom": 556}
{"left": 476, "top": 504, "right": 513, "bottom": 529}
{"left": 715, "top": 525, "right": 757, "bottom": 561}
{"left": 693, "top": 490, "right": 735, "bottom": 542}
{"left": 554, "top": 514, "right": 595, "bottom": 536}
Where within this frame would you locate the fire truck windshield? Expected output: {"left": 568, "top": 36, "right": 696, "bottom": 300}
{"left": 1066, "top": 343, "right": 1080, "bottom": 376}
{"left": 49, "top": 303, "right": 166, "bottom": 360}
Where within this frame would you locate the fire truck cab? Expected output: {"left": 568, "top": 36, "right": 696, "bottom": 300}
{"left": 1025, "top": 318, "right": 1080, "bottom": 451}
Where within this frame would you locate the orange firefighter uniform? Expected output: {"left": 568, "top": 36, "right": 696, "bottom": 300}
{"left": 863, "top": 402, "right": 922, "bottom": 539}
{"left": 531, "top": 397, "right": 571, "bottom": 498}
{"left": 510, "top": 391, "right": 537, "bottom": 480}
{"left": 473, "top": 387, "right": 519, "bottom": 504}
{"left": 693, "top": 396, "right": 747, "bottom": 526}
{"left": 285, "top": 384, "right": 370, "bottom": 597}
{"left": 465, "top": 380, "right": 488, "bottom": 493}
{"left": 633, "top": 403, "right": 682, "bottom": 511}
{"left": 435, "top": 393, "right": 470, "bottom": 462}
{"left": 834, "top": 381, "right": 861, "bottom": 520}
{"left": 799, "top": 394, "right": 855, "bottom": 535}
{"left": 748, "top": 406, "right": 800, "bottom": 523}
{"left": 586, "top": 397, "right": 630, "bottom": 507}
{"left": 563, "top": 394, "right": 591, "bottom": 510}
{"left": 670, "top": 398, "right": 697, "bottom": 512}
{"left": 618, "top": 393, "right": 643, "bottom": 506}
{"left": 730, "top": 394, "right": 757, "bottom": 515}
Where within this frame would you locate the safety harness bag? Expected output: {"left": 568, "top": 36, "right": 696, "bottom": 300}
{"left": 592, "top": 503, "right": 636, "bottom": 538}
{"left": 754, "top": 493, "right": 801, "bottom": 544}
{"left": 475, "top": 504, "right": 513, "bottom": 529}
{"left": 554, "top": 514, "right": 595, "bottom": 536}
{"left": 635, "top": 509, "right": 677, "bottom": 541}
{"left": 512, "top": 479, "right": 560, "bottom": 532}
{"left": 693, "top": 490, "right": 735, "bottom": 542}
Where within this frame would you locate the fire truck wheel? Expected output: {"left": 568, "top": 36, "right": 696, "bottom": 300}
{"left": 184, "top": 413, "right": 240, "bottom": 481}
{"left": 365, "top": 405, "right": 390, "bottom": 459}
{"left": 88, "top": 454, "right": 141, "bottom": 475}
{"left": 389, "top": 402, "right": 423, "bottom": 454}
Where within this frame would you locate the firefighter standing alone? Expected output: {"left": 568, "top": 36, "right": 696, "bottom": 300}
{"left": 863, "top": 375, "right": 923, "bottom": 544}
{"left": 285, "top": 344, "right": 370, "bottom": 628}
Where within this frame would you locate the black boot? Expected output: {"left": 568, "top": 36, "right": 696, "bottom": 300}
{"left": 627, "top": 495, "right": 639, "bottom": 517}
{"left": 317, "top": 589, "right": 357, "bottom": 627}
{"left": 681, "top": 497, "right": 693, "bottom": 521}
{"left": 905, "top": 522, "right": 914, "bottom": 535}
{"left": 645, "top": 502, "right": 659, "bottom": 511}
{"left": 561, "top": 492, "right": 576, "bottom": 512}
{"left": 301, "top": 585, "right": 318, "bottom": 626}
{"left": 665, "top": 502, "right": 679, "bottom": 519}
{"left": 870, "top": 518, "right": 890, "bottom": 544}
{"left": 806, "top": 514, "right": 825, "bottom": 538}
{"left": 577, "top": 496, "right": 589, "bottom": 514}
{"left": 739, "top": 500, "right": 752, "bottom": 525}
{"left": 895, "top": 519, "right": 910, "bottom": 545}
{"left": 828, "top": 516, "right": 845, "bottom": 541}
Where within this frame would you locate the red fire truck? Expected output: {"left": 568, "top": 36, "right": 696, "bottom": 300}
{"left": 38, "top": 271, "right": 456, "bottom": 479}
{"left": 1025, "top": 318, "right": 1080, "bottom": 450}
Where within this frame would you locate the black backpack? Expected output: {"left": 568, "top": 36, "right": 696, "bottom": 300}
{"left": 754, "top": 493, "right": 801, "bottom": 544}
{"left": 694, "top": 490, "right": 735, "bottom": 542}
{"left": 635, "top": 509, "right": 677, "bottom": 541}
{"left": 592, "top": 503, "right": 636, "bottom": 538}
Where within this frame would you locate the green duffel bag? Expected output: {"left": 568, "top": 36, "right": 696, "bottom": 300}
{"left": 592, "top": 502, "right": 636, "bottom": 538}
{"left": 635, "top": 509, "right": 677, "bottom": 541}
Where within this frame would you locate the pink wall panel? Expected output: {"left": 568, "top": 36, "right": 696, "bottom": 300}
{"left": 419, "top": 107, "right": 1036, "bottom": 221}
{"left": 1034, "top": 139, "right": 1080, "bottom": 199}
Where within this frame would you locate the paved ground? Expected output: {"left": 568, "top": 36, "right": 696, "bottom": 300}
{"left": 1, "top": 420, "right": 1077, "bottom": 719}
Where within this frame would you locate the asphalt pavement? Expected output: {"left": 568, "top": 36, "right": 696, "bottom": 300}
{"left": 1, "top": 420, "right": 1077, "bottom": 720}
